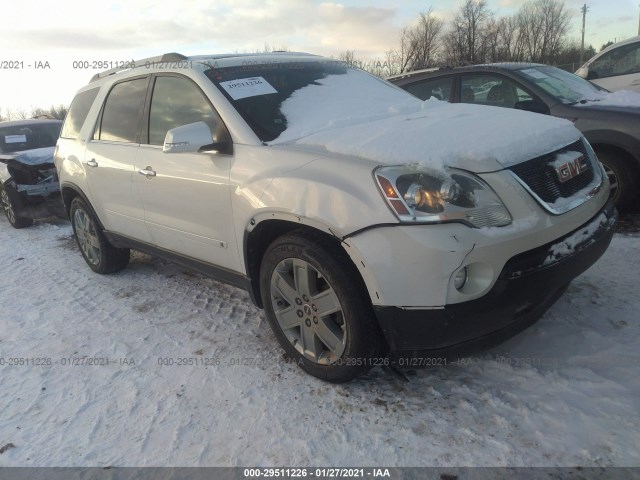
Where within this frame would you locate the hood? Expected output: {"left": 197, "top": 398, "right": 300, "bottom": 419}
{"left": 574, "top": 102, "right": 640, "bottom": 116}
{"left": 0, "top": 147, "right": 55, "bottom": 165}
{"left": 574, "top": 90, "right": 640, "bottom": 115}
{"left": 270, "top": 99, "right": 581, "bottom": 173}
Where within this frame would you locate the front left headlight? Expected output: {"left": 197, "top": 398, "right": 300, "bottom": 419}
{"left": 375, "top": 166, "right": 512, "bottom": 228}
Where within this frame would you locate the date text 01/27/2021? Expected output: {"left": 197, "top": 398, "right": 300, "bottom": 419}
{"left": 243, "top": 468, "right": 391, "bottom": 477}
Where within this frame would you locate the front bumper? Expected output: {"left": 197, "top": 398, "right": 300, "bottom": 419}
{"left": 374, "top": 199, "right": 617, "bottom": 355}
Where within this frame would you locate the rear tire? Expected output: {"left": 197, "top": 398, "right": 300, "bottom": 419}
{"left": 70, "top": 197, "right": 130, "bottom": 274}
{"left": 260, "top": 231, "right": 385, "bottom": 383}
{"left": 0, "top": 184, "right": 33, "bottom": 229}
{"left": 595, "top": 149, "right": 639, "bottom": 210}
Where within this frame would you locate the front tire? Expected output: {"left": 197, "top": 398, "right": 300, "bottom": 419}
{"left": 260, "top": 231, "right": 385, "bottom": 383}
{"left": 0, "top": 184, "right": 33, "bottom": 229}
{"left": 70, "top": 197, "right": 130, "bottom": 274}
{"left": 595, "top": 149, "right": 639, "bottom": 210}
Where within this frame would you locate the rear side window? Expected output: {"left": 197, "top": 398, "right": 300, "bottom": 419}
{"left": 60, "top": 88, "right": 99, "bottom": 139}
{"left": 148, "top": 76, "right": 225, "bottom": 146}
{"left": 404, "top": 77, "right": 454, "bottom": 102}
{"left": 97, "top": 78, "right": 148, "bottom": 143}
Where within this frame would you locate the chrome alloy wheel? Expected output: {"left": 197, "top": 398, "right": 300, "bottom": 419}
{"left": 73, "top": 208, "right": 101, "bottom": 266}
{"left": 270, "top": 258, "right": 346, "bottom": 364}
{"left": 1, "top": 189, "right": 16, "bottom": 225}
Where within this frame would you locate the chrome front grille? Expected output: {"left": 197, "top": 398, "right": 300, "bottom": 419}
{"left": 508, "top": 139, "right": 603, "bottom": 214}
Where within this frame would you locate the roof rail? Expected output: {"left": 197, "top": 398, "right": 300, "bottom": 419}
{"left": 89, "top": 52, "right": 188, "bottom": 82}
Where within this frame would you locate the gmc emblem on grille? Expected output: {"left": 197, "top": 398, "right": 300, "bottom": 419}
{"left": 554, "top": 155, "right": 589, "bottom": 183}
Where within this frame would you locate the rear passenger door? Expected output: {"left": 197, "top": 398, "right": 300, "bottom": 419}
{"left": 84, "top": 76, "right": 152, "bottom": 242}
{"left": 135, "top": 74, "right": 240, "bottom": 272}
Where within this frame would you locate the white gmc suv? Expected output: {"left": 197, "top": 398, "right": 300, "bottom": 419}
{"left": 55, "top": 52, "right": 616, "bottom": 382}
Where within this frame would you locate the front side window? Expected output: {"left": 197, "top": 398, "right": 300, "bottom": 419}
{"left": 590, "top": 42, "right": 640, "bottom": 79}
{"left": 404, "top": 76, "right": 454, "bottom": 102}
{"left": 97, "top": 78, "right": 148, "bottom": 143}
{"left": 459, "top": 74, "right": 530, "bottom": 108}
{"left": 148, "top": 76, "right": 226, "bottom": 146}
{"left": 60, "top": 88, "right": 99, "bottom": 139}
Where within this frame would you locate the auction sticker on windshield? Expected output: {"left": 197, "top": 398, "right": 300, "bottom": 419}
{"left": 5, "top": 135, "right": 27, "bottom": 143}
{"left": 219, "top": 76, "right": 277, "bottom": 100}
{"left": 521, "top": 69, "right": 548, "bottom": 80}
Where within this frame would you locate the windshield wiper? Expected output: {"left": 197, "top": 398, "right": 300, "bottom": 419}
{"left": 568, "top": 98, "right": 601, "bottom": 105}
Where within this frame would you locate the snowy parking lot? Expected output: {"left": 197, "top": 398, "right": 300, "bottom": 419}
{"left": 0, "top": 213, "right": 639, "bottom": 467}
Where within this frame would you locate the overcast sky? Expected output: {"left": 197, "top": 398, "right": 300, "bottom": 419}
{"left": 0, "top": 0, "right": 637, "bottom": 114}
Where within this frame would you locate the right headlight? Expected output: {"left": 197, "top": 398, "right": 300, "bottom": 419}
{"left": 375, "top": 166, "right": 512, "bottom": 228}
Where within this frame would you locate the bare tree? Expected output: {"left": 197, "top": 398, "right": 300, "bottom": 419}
{"left": 444, "top": 0, "right": 494, "bottom": 65}
{"left": 335, "top": 7, "right": 444, "bottom": 78}
{"left": 337, "top": 50, "right": 358, "bottom": 67}
{"left": 517, "top": 0, "right": 571, "bottom": 63}
{"left": 30, "top": 105, "right": 68, "bottom": 120}
{"left": 9, "top": 108, "right": 29, "bottom": 120}
{"left": 384, "top": 49, "right": 403, "bottom": 77}
{"left": 405, "top": 7, "right": 445, "bottom": 70}
{"left": 50, "top": 104, "right": 69, "bottom": 120}
{"left": 600, "top": 40, "right": 614, "bottom": 51}
{"left": 306, "top": 0, "right": 578, "bottom": 76}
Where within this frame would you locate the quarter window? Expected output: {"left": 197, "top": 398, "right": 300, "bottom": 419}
{"left": 148, "top": 76, "right": 224, "bottom": 146}
{"left": 61, "top": 88, "right": 99, "bottom": 139}
{"left": 98, "top": 78, "right": 148, "bottom": 143}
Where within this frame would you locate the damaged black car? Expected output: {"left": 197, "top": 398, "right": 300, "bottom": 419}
{"left": 0, "top": 119, "right": 63, "bottom": 228}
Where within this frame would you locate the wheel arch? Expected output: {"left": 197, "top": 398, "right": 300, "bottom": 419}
{"left": 590, "top": 142, "right": 640, "bottom": 172}
{"left": 244, "top": 216, "right": 370, "bottom": 310}
{"left": 60, "top": 182, "right": 105, "bottom": 230}
{"left": 584, "top": 129, "right": 640, "bottom": 172}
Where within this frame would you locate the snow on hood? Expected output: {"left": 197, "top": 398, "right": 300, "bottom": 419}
{"left": 0, "top": 147, "right": 55, "bottom": 166}
{"left": 575, "top": 89, "right": 640, "bottom": 108}
{"left": 269, "top": 71, "right": 580, "bottom": 172}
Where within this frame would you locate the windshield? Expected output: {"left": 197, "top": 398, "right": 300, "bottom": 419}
{"left": 0, "top": 122, "right": 62, "bottom": 154}
{"left": 516, "top": 66, "right": 607, "bottom": 104}
{"left": 206, "top": 60, "right": 419, "bottom": 142}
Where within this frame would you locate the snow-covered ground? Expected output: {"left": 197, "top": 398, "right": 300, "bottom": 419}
{"left": 0, "top": 214, "right": 638, "bottom": 467}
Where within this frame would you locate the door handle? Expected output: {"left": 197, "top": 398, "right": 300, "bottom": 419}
{"left": 85, "top": 159, "right": 98, "bottom": 168}
{"left": 138, "top": 166, "right": 157, "bottom": 178}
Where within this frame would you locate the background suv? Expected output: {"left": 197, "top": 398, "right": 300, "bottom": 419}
{"left": 390, "top": 63, "right": 640, "bottom": 209}
{"left": 56, "top": 53, "right": 615, "bottom": 382}
{"left": 576, "top": 36, "right": 640, "bottom": 92}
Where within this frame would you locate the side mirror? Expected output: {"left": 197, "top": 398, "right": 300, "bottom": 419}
{"left": 514, "top": 100, "right": 549, "bottom": 115}
{"left": 163, "top": 121, "right": 232, "bottom": 155}
{"left": 575, "top": 66, "right": 588, "bottom": 79}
